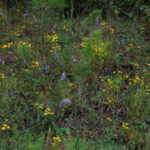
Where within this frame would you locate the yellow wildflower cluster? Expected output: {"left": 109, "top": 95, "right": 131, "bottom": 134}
{"left": 132, "top": 62, "right": 140, "bottom": 67}
{"left": 44, "top": 32, "right": 59, "bottom": 43}
{"left": 129, "top": 76, "right": 144, "bottom": 86}
{"left": 147, "top": 64, "right": 150, "bottom": 67}
{"left": 35, "top": 102, "right": 54, "bottom": 115}
{"left": 113, "top": 70, "right": 123, "bottom": 74}
{"left": 137, "top": 45, "right": 141, "bottom": 49}
{"left": 50, "top": 44, "right": 61, "bottom": 51}
{"left": 17, "top": 41, "right": 31, "bottom": 48}
{"left": 81, "top": 41, "right": 87, "bottom": 48}
{"left": 109, "top": 28, "right": 115, "bottom": 34}
{"left": 1, "top": 42, "right": 14, "bottom": 48}
{"left": 129, "top": 43, "right": 134, "bottom": 48}
{"left": 1, "top": 124, "right": 10, "bottom": 130}
{"left": 35, "top": 102, "right": 44, "bottom": 109}
{"left": 114, "top": 9, "right": 119, "bottom": 14}
{"left": 44, "top": 107, "right": 54, "bottom": 116}
{"left": 68, "top": 82, "right": 75, "bottom": 88}
{"left": 99, "top": 71, "right": 130, "bottom": 93}
{"left": 146, "top": 89, "right": 150, "bottom": 95}
{"left": 107, "top": 117, "right": 112, "bottom": 122}
{"left": 91, "top": 42, "right": 110, "bottom": 60}
{"left": 122, "top": 122, "right": 129, "bottom": 130}
{"left": 31, "top": 61, "right": 39, "bottom": 68}
{"left": 100, "top": 21, "right": 107, "bottom": 26}
{"left": 0, "top": 73, "right": 5, "bottom": 79}
{"left": 14, "top": 29, "right": 23, "bottom": 37}
{"left": 24, "top": 69, "right": 29, "bottom": 72}
{"left": 52, "top": 137, "right": 62, "bottom": 146}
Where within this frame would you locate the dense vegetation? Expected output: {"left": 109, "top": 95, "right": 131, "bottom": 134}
{"left": 0, "top": 0, "right": 150, "bottom": 149}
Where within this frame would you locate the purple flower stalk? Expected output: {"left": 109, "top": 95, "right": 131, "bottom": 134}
{"left": 24, "top": 9, "right": 29, "bottom": 16}
{"left": 0, "top": 58, "right": 2, "bottom": 64}
{"left": 59, "top": 99, "right": 71, "bottom": 104}
{"left": 96, "top": 17, "right": 100, "bottom": 30}
{"left": 8, "top": 51, "right": 13, "bottom": 55}
{"left": 61, "top": 71, "right": 66, "bottom": 81}
{"left": 22, "top": 57, "right": 26, "bottom": 64}
{"left": 33, "top": 15, "right": 37, "bottom": 24}
{"left": 72, "top": 56, "right": 77, "bottom": 62}
{"left": 45, "top": 65, "right": 50, "bottom": 74}
{"left": 54, "top": 51, "right": 58, "bottom": 61}
{"left": 38, "top": 67, "right": 41, "bottom": 72}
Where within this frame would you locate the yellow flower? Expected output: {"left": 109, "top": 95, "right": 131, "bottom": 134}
{"left": 110, "top": 28, "right": 115, "bottom": 34}
{"left": 1, "top": 123, "right": 10, "bottom": 130}
{"left": 2, "top": 45, "right": 7, "bottom": 48}
{"left": 129, "top": 43, "right": 134, "bottom": 48}
{"left": 147, "top": 64, "right": 150, "bottom": 67}
{"left": 0, "top": 73, "right": 5, "bottom": 78}
{"left": 49, "top": 50, "right": 53, "bottom": 53}
{"left": 122, "top": 122, "right": 129, "bottom": 130}
{"left": 107, "top": 117, "right": 112, "bottom": 122}
{"left": 1, "top": 127, "right": 6, "bottom": 130}
{"left": 24, "top": 69, "right": 29, "bottom": 72}
{"left": 108, "top": 99, "right": 112, "bottom": 103}
{"left": 100, "top": 22, "right": 107, "bottom": 26}
{"left": 114, "top": 9, "right": 119, "bottom": 14}
{"left": 32, "top": 61, "right": 39, "bottom": 68}
{"left": 68, "top": 82, "right": 75, "bottom": 87}
{"left": 52, "top": 136, "right": 62, "bottom": 146}
{"left": 102, "top": 89, "right": 106, "bottom": 92}
{"left": 81, "top": 42, "right": 86, "bottom": 48}
{"left": 44, "top": 107, "right": 54, "bottom": 116}
{"left": 63, "top": 26, "right": 66, "bottom": 30}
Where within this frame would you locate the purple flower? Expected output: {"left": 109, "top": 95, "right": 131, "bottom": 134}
{"left": 33, "top": 15, "right": 37, "bottom": 24}
{"left": 54, "top": 51, "right": 58, "bottom": 61}
{"left": 24, "top": 9, "right": 29, "bottom": 16}
{"left": 8, "top": 51, "right": 13, "bottom": 55}
{"left": 61, "top": 71, "right": 66, "bottom": 80}
{"left": 72, "top": 56, "right": 77, "bottom": 62}
{"left": 22, "top": 57, "right": 26, "bottom": 64}
{"left": 45, "top": 65, "right": 50, "bottom": 74}
{"left": 38, "top": 67, "right": 41, "bottom": 72}
{"left": 59, "top": 99, "right": 71, "bottom": 104}
{"left": 0, "top": 58, "right": 2, "bottom": 64}
{"left": 96, "top": 17, "right": 100, "bottom": 30}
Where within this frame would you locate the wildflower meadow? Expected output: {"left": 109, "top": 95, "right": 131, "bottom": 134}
{"left": 0, "top": 0, "right": 150, "bottom": 149}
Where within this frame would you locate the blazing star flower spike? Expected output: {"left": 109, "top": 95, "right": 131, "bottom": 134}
{"left": 45, "top": 65, "right": 50, "bottom": 74}
{"left": 59, "top": 99, "right": 71, "bottom": 104}
{"left": 22, "top": 57, "right": 26, "bottom": 64}
{"left": 61, "top": 71, "right": 66, "bottom": 80}
{"left": 38, "top": 67, "right": 41, "bottom": 72}
{"left": 8, "top": 51, "right": 13, "bottom": 55}
{"left": 33, "top": 15, "right": 37, "bottom": 24}
{"left": 24, "top": 9, "right": 29, "bottom": 16}
{"left": 54, "top": 51, "right": 58, "bottom": 61}
{"left": 0, "top": 58, "right": 2, "bottom": 64}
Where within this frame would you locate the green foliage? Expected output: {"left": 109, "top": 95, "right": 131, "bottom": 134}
{"left": 81, "top": 30, "right": 113, "bottom": 67}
